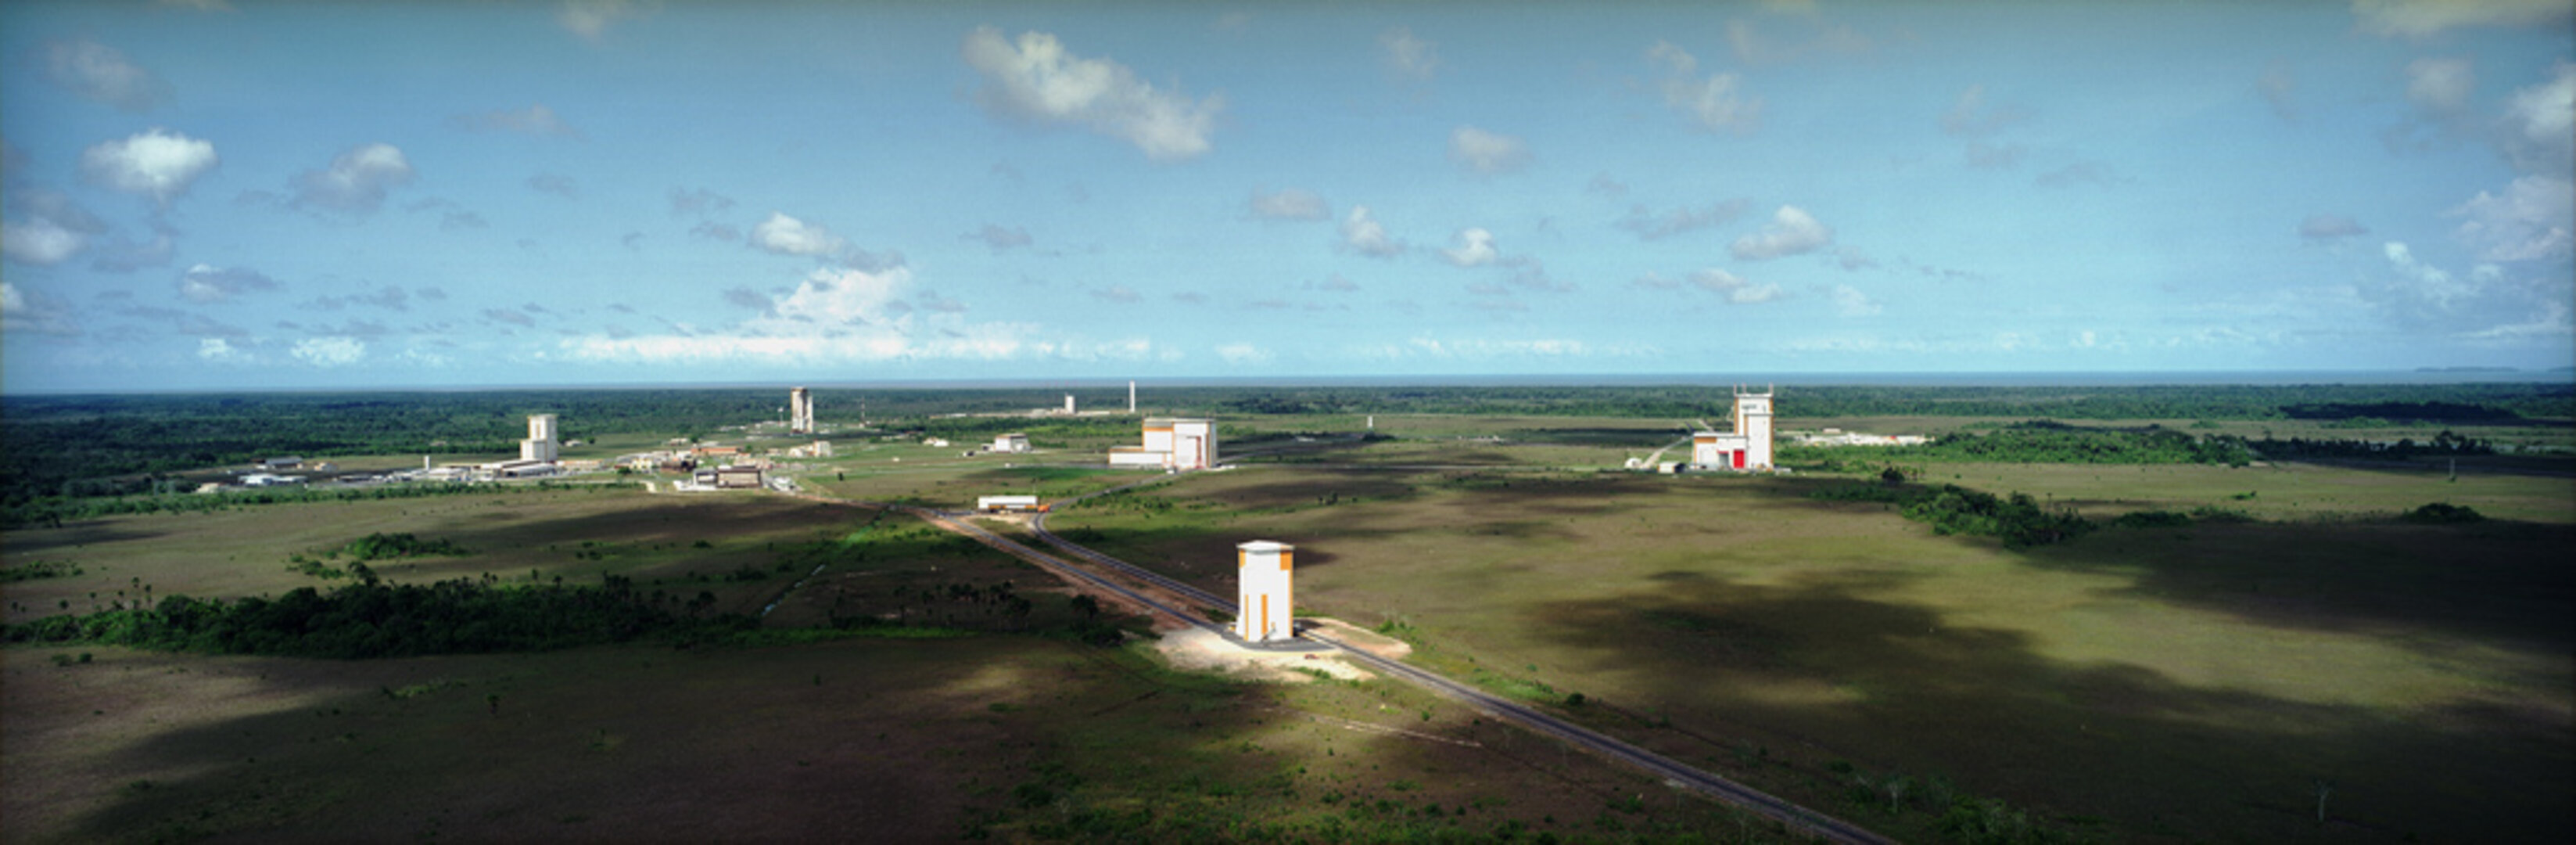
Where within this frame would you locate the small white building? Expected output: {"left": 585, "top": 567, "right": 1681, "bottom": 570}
{"left": 976, "top": 494, "right": 1043, "bottom": 512}
{"left": 1110, "top": 417, "right": 1217, "bottom": 470}
{"left": 992, "top": 433, "right": 1032, "bottom": 454}
{"left": 1235, "top": 540, "right": 1294, "bottom": 643}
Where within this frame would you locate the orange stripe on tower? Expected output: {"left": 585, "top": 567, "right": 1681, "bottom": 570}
{"left": 1279, "top": 550, "right": 1292, "bottom": 571}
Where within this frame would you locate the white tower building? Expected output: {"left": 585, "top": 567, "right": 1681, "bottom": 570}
{"left": 1235, "top": 541, "right": 1294, "bottom": 643}
{"left": 1735, "top": 387, "right": 1774, "bottom": 470}
{"left": 789, "top": 387, "right": 814, "bottom": 434}
{"left": 520, "top": 414, "right": 560, "bottom": 462}
{"left": 1064, "top": 394, "right": 1076, "bottom": 415}
{"left": 1128, "top": 380, "right": 1136, "bottom": 414}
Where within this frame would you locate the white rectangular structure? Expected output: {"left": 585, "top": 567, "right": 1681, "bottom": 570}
{"left": 520, "top": 414, "right": 560, "bottom": 463}
{"left": 1235, "top": 541, "right": 1294, "bottom": 643}
{"left": 976, "top": 494, "right": 1042, "bottom": 512}
{"left": 992, "top": 433, "right": 1032, "bottom": 453}
{"left": 1684, "top": 388, "right": 1775, "bottom": 472}
{"left": 1168, "top": 419, "right": 1216, "bottom": 470}
{"left": 789, "top": 387, "right": 814, "bottom": 434}
{"left": 1112, "top": 417, "right": 1218, "bottom": 470}
{"left": 1735, "top": 390, "right": 1774, "bottom": 470}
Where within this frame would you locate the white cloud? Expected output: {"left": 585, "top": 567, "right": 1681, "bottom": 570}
{"left": 1829, "top": 284, "right": 1882, "bottom": 316}
{"left": 2036, "top": 161, "right": 2122, "bottom": 189}
{"left": 2406, "top": 57, "right": 2475, "bottom": 117}
{"left": 2299, "top": 214, "right": 2370, "bottom": 242}
{"left": 1616, "top": 200, "right": 1750, "bottom": 240}
{"left": 44, "top": 39, "right": 170, "bottom": 112}
{"left": 291, "top": 143, "right": 414, "bottom": 214}
{"left": 2353, "top": 0, "right": 2571, "bottom": 38}
{"left": 3, "top": 218, "right": 88, "bottom": 266}
{"left": 1441, "top": 228, "right": 1499, "bottom": 268}
{"left": 1686, "top": 268, "right": 1786, "bottom": 304}
{"left": 2449, "top": 175, "right": 2575, "bottom": 261}
{"left": 178, "top": 264, "right": 280, "bottom": 303}
{"left": 292, "top": 336, "right": 365, "bottom": 367}
{"left": 561, "top": 264, "right": 1135, "bottom": 365}
{"left": 1216, "top": 342, "right": 1272, "bottom": 365}
{"left": 669, "top": 187, "right": 735, "bottom": 216}
{"left": 2500, "top": 62, "right": 2574, "bottom": 175}
{"left": 1248, "top": 188, "right": 1329, "bottom": 221}
{"left": 527, "top": 173, "right": 579, "bottom": 198}
{"left": 2379, "top": 241, "right": 2477, "bottom": 307}
{"left": 1380, "top": 27, "right": 1439, "bottom": 81}
{"left": 198, "top": 338, "right": 249, "bottom": 362}
{"left": 1448, "top": 126, "right": 1530, "bottom": 175}
{"left": 81, "top": 129, "right": 219, "bottom": 206}
{"left": 1724, "top": 18, "right": 1871, "bottom": 66}
{"left": 1356, "top": 336, "right": 1606, "bottom": 361}
{"left": 749, "top": 212, "right": 848, "bottom": 258}
{"left": 1, "top": 282, "right": 81, "bottom": 336}
{"left": 963, "top": 224, "right": 1032, "bottom": 252}
{"left": 450, "top": 104, "right": 583, "bottom": 138}
{"left": 1646, "top": 41, "right": 1763, "bottom": 135}
{"left": 2258, "top": 62, "right": 2299, "bottom": 122}
{"left": 960, "top": 27, "right": 1222, "bottom": 161}
{"left": 1092, "top": 285, "right": 1143, "bottom": 304}
{"left": 558, "top": 0, "right": 644, "bottom": 42}
{"left": 1940, "top": 84, "right": 2029, "bottom": 137}
{"left": 1730, "top": 205, "right": 1834, "bottom": 260}
{"left": 1340, "top": 205, "right": 1405, "bottom": 258}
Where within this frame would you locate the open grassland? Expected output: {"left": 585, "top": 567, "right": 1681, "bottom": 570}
{"left": 1923, "top": 460, "right": 2575, "bottom": 523}
{"left": 1046, "top": 454, "right": 2575, "bottom": 843}
{"left": 2, "top": 635, "right": 1778, "bottom": 844}
{"left": 4, "top": 486, "right": 1789, "bottom": 843}
{"left": 1, "top": 488, "right": 862, "bottom": 624}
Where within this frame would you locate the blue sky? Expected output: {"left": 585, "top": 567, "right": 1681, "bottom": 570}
{"left": 2, "top": 0, "right": 2570, "bottom": 392}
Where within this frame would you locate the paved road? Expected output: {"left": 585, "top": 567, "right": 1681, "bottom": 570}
{"left": 1023, "top": 479, "right": 1895, "bottom": 845}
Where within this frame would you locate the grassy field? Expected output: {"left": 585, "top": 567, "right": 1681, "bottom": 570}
{"left": 1046, "top": 455, "right": 2575, "bottom": 843}
{"left": 2, "top": 484, "right": 1791, "bottom": 843}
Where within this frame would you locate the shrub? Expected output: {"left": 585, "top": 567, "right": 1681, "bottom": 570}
{"left": 2111, "top": 510, "right": 2192, "bottom": 529}
{"left": 2402, "top": 502, "right": 2485, "bottom": 524}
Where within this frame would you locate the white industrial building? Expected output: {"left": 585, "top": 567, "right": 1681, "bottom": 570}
{"left": 1235, "top": 540, "right": 1294, "bottom": 643}
{"left": 976, "top": 494, "right": 1043, "bottom": 512}
{"left": 789, "top": 387, "right": 815, "bottom": 434}
{"left": 1109, "top": 417, "right": 1217, "bottom": 470}
{"left": 992, "top": 433, "right": 1032, "bottom": 454}
{"left": 520, "top": 414, "right": 560, "bottom": 463}
{"left": 1689, "top": 389, "right": 1775, "bottom": 471}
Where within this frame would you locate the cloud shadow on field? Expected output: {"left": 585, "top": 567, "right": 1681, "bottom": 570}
{"left": 2020, "top": 519, "right": 2575, "bottom": 655}
{"left": 1522, "top": 575, "right": 2574, "bottom": 843}
{"left": 2, "top": 523, "right": 166, "bottom": 556}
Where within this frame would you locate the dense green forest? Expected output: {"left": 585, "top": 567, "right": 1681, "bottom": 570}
{"left": 5, "top": 382, "right": 2567, "bottom": 506}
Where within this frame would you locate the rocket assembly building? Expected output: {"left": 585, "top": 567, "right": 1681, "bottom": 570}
{"left": 1110, "top": 417, "right": 1217, "bottom": 470}
{"left": 1690, "top": 388, "right": 1775, "bottom": 471}
{"left": 788, "top": 387, "right": 815, "bottom": 434}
